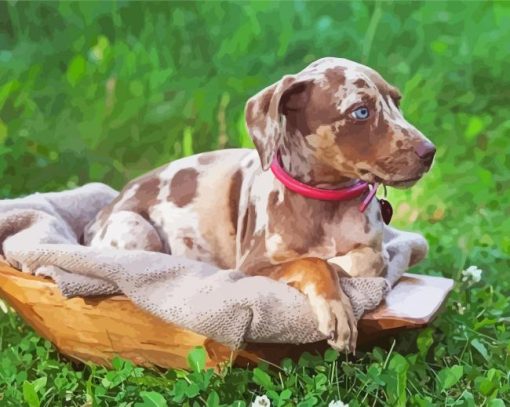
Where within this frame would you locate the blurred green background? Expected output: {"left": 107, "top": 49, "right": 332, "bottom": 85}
{"left": 0, "top": 1, "right": 509, "bottom": 404}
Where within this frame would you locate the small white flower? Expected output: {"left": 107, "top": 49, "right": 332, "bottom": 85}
{"left": 252, "top": 395, "right": 271, "bottom": 407}
{"left": 461, "top": 265, "right": 483, "bottom": 283}
{"left": 329, "top": 400, "right": 349, "bottom": 407}
{"left": 454, "top": 301, "right": 466, "bottom": 315}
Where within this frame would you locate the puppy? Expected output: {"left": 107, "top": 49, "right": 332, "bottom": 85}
{"left": 85, "top": 58, "right": 434, "bottom": 351}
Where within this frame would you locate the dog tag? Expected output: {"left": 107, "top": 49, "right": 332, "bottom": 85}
{"left": 378, "top": 199, "right": 393, "bottom": 225}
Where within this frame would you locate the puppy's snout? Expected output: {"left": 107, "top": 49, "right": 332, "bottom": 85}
{"left": 415, "top": 141, "right": 436, "bottom": 168}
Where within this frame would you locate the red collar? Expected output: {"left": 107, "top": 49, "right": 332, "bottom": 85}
{"left": 270, "top": 152, "right": 378, "bottom": 213}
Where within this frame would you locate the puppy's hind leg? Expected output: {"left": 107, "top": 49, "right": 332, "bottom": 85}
{"left": 85, "top": 210, "right": 164, "bottom": 253}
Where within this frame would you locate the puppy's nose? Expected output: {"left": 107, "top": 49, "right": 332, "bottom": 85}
{"left": 415, "top": 141, "right": 436, "bottom": 167}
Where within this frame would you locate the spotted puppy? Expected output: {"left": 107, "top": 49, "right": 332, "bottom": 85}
{"left": 84, "top": 57, "right": 435, "bottom": 352}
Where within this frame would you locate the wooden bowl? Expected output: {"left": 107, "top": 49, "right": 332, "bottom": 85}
{"left": 0, "top": 264, "right": 453, "bottom": 369}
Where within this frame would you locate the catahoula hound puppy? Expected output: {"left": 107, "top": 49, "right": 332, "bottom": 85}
{"left": 84, "top": 57, "right": 435, "bottom": 352}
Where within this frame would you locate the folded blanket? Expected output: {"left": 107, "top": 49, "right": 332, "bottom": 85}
{"left": 0, "top": 183, "right": 391, "bottom": 348}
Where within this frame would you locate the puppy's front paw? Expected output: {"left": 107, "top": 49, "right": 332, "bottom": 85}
{"left": 314, "top": 296, "right": 358, "bottom": 353}
{"left": 327, "top": 298, "right": 358, "bottom": 353}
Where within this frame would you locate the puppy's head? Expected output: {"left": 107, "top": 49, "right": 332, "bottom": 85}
{"left": 245, "top": 57, "right": 435, "bottom": 187}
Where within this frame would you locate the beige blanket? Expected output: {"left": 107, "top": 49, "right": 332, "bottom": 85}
{"left": 0, "top": 183, "right": 391, "bottom": 348}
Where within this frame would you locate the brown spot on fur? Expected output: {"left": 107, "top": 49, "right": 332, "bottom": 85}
{"left": 228, "top": 170, "right": 243, "bottom": 233}
{"left": 240, "top": 203, "right": 257, "bottom": 252}
{"left": 100, "top": 221, "right": 111, "bottom": 239}
{"left": 375, "top": 209, "right": 382, "bottom": 222}
{"left": 396, "top": 140, "right": 403, "bottom": 148}
{"left": 323, "top": 67, "right": 346, "bottom": 89}
{"left": 133, "top": 177, "right": 161, "bottom": 220}
{"left": 239, "top": 205, "right": 250, "bottom": 245}
{"left": 389, "top": 86, "right": 402, "bottom": 104}
{"left": 198, "top": 154, "right": 216, "bottom": 165}
{"left": 268, "top": 190, "right": 279, "bottom": 207}
{"left": 258, "top": 88, "right": 274, "bottom": 116}
{"left": 111, "top": 240, "right": 118, "bottom": 248}
{"left": 238, "top": 203, "right": 270, "bottom": 274}
{"left": 240, "top": 234, "right": 269, "bottom": 274}
{"left": 245, "top": 86, "right": 274, "bottom": 135}
{"left": 90, "top": 166, "right": 166, "bottom": 236}
{"left": 147, "top": 231, "right": 164, "bottom": 252}
{"left": 183, "top": 237, "right": 194, "bottom": 249}
{"left": 354, "top": 78, "right": 368, "bottom": 88}
{"left": 168, "top": 168, "right": 199, "bottom": 207}
{"left": 363, "top": 217, "right": 370, "bottom": 234}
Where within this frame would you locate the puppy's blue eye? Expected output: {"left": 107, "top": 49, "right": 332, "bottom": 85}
{"left": 351, "top": 107, "right": 369, "bottom": 120}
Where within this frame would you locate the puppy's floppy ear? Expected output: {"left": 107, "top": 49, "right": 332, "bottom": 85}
{"left": 245, "top": 75, "right": 312, "bottom": 170}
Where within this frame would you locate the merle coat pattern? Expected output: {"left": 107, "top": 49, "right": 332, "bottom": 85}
{"left": 85, "top": 58, "right": 435, "bottom": 352}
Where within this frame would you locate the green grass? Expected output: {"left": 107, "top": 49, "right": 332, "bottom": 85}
{"left": 0, "top": 1, "right": 509, "bottom": 405}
